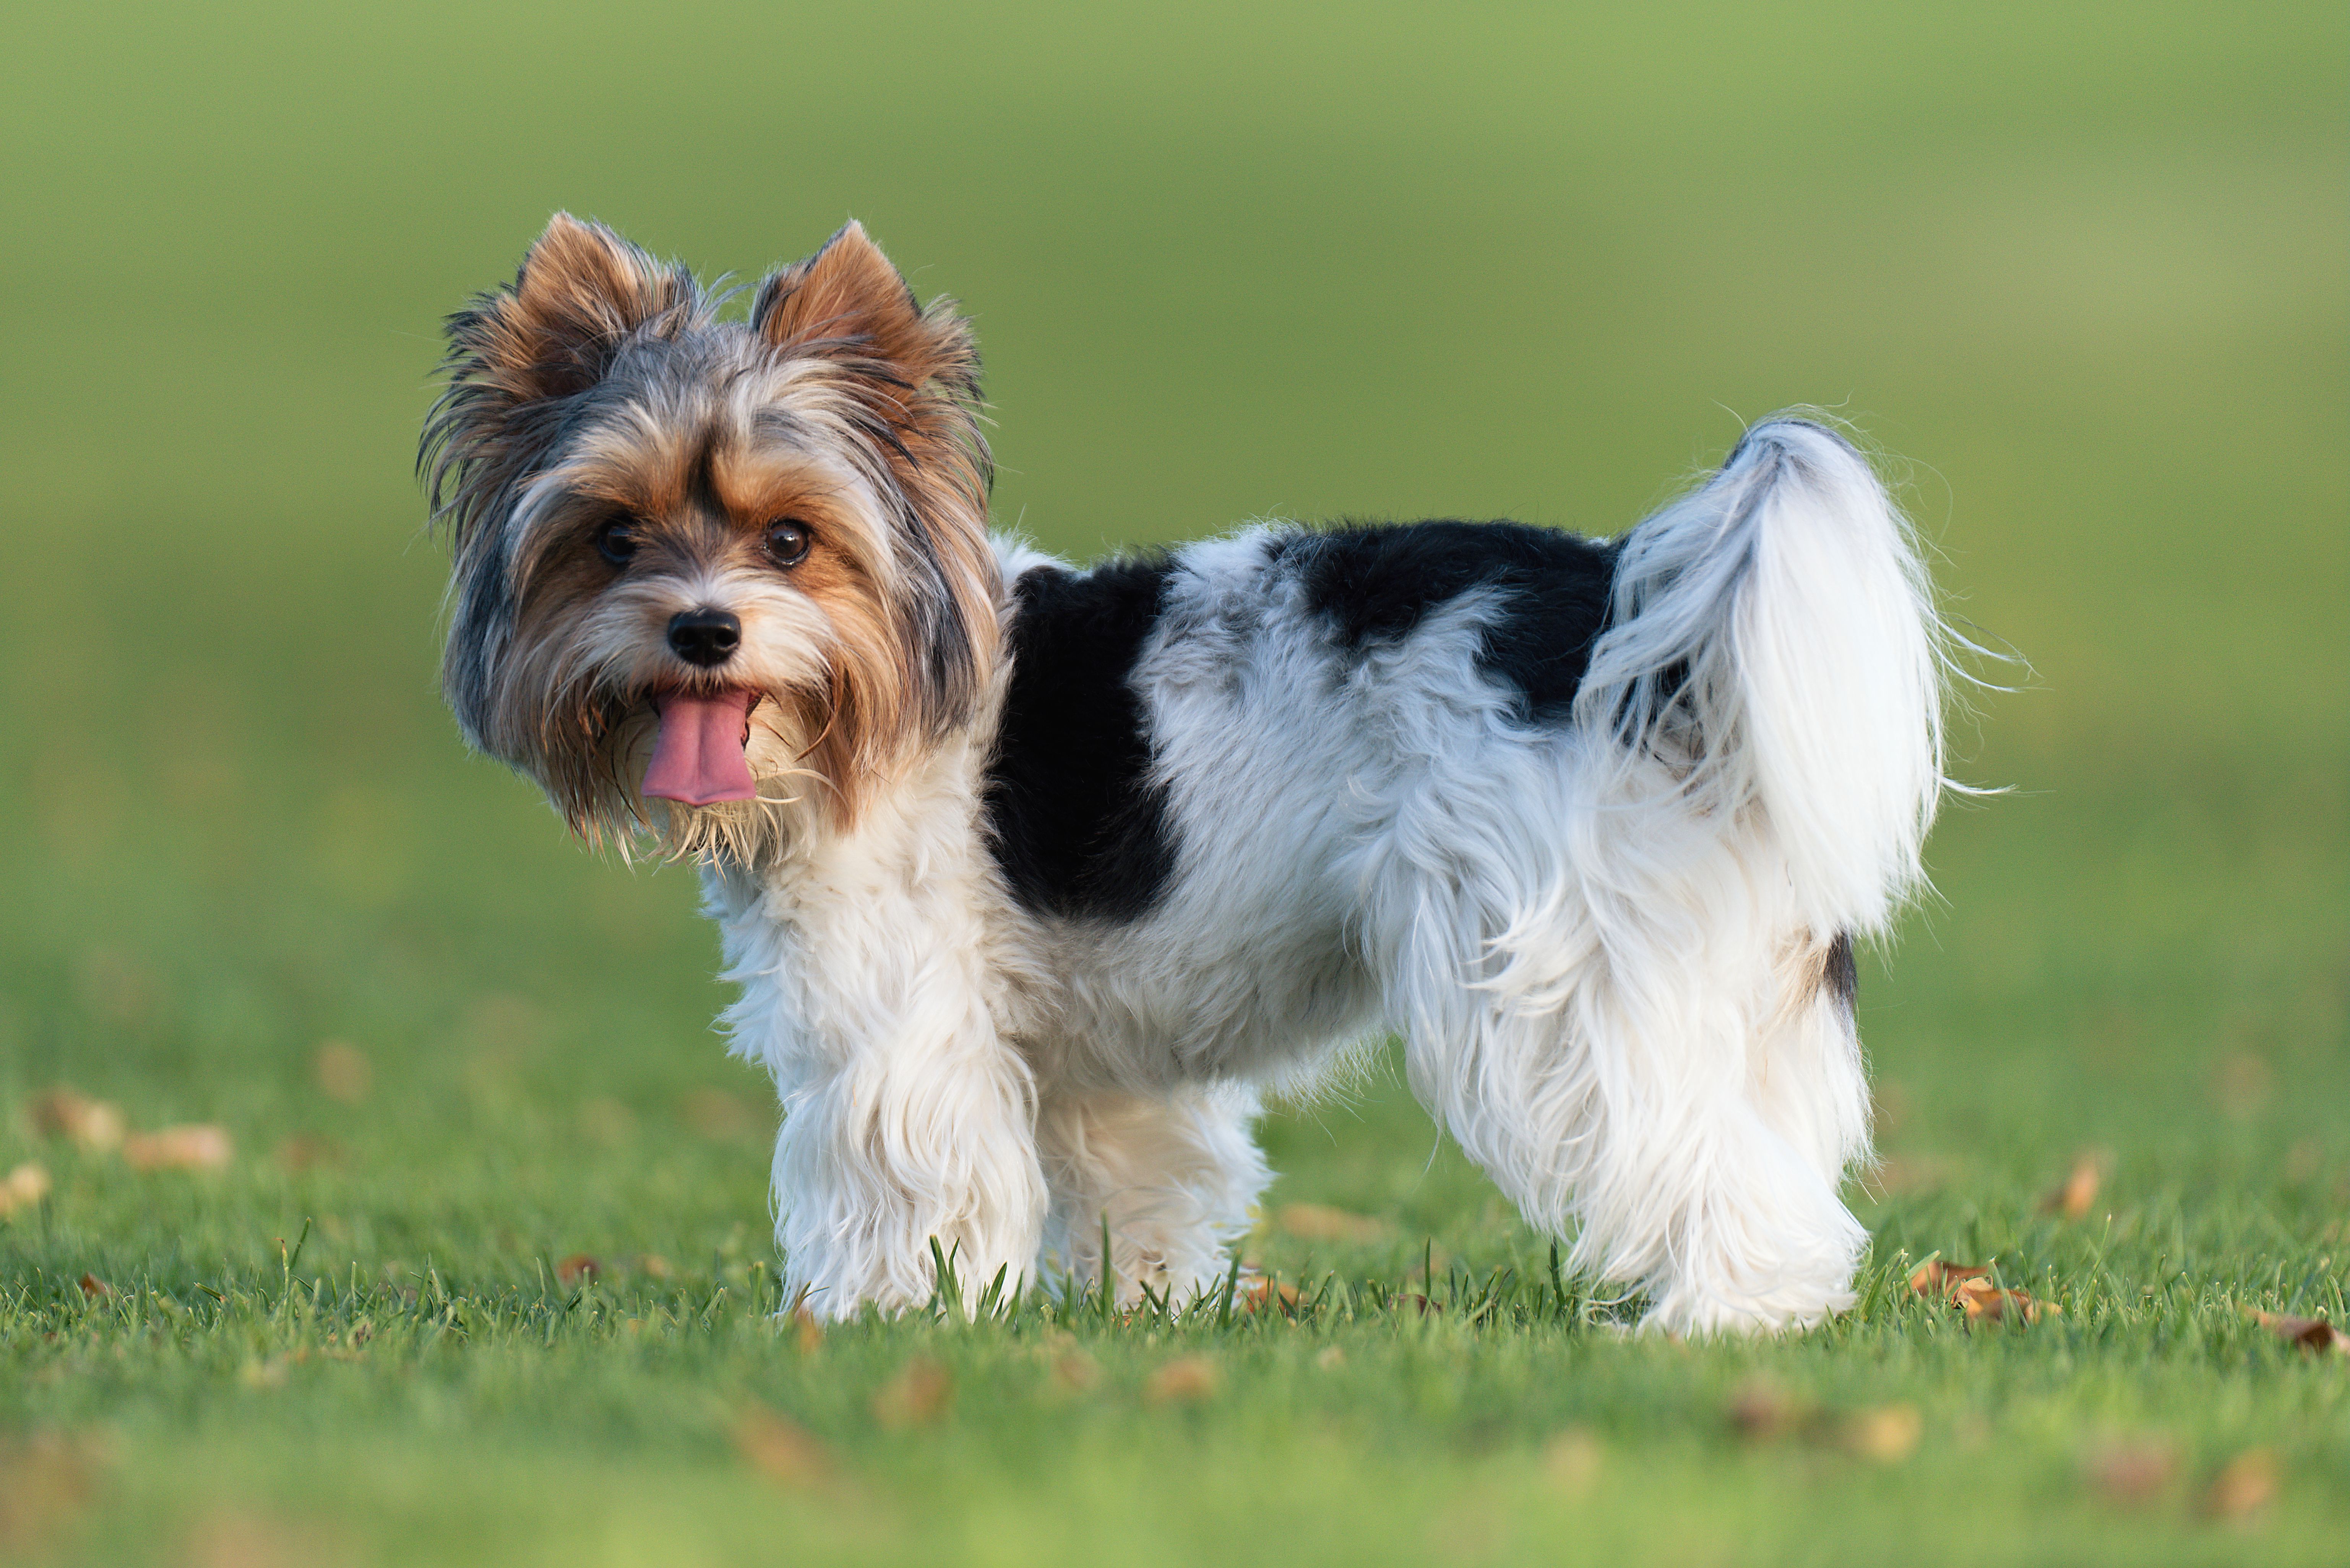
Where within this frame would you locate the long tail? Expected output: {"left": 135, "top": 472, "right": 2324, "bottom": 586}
{"left": 1574, "top": 416, "right": 1947, "bottom": 938}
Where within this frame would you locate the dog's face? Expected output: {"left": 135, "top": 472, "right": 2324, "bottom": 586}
{"left": 423, "top": 215, "right": 997, "bottom": 847}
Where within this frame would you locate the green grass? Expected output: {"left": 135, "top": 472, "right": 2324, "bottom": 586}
{"left": 2, "top": 1, "right": 2345, "bottom": 1563}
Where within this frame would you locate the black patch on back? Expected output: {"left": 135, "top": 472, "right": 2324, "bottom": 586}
{"left": 1274, "top": 520, "right": 1618, "bottom": 720}
{"left": 983, "top": 559, "right": 1178, "bottom": 921}
{"left": 1824, "top": 932, "right": 1858, "bottom": 1013}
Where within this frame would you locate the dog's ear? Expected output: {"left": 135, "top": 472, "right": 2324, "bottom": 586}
{"left": 424, "top": 214, "right": 703, "bottom": 545}
{"left": 751, "top": 222, "right": 979, "bottom": 403}
{"left": 445, "top": 213, "right": 700, "bottom": 406}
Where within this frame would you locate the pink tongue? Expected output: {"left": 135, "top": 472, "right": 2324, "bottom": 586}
{"left": 642, "top": 690, "right": 759, "bottom": 806}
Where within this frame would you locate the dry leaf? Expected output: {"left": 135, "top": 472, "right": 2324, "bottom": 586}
{"left": 1276, "top": 1203, "right": 1395, "bottom": 1245}
{"left": 29, "top": 1090, "right": 123, "bottom": 1153}
{"left": 182, "top": 1509, "right": 345, "bottom": 1568}
{"left": 1051, "top": 1348, "right": 1100, "bottom": 1391}
{"left": 0, "top": 1432, "right": 99, "bottom": 1553}
{"left": 2250, "top": 1310, "right": 2345, "bottom": 1355}
{"left": 1144, "top": 1354, "right": 1221, "bottom": 1404}
{"left": 1725, "top": 1377, "right": 1803, "bottom": 1440}
{"left": 554, "top": 1254, "right": 600, "bottom": 1288}
{"left": 2041, "top": 1150, "right": 2109, "bottom": 1219}
{"left": 872, "top": 1357, "right": 952, "bottom": 1427}
{"left": 0, "top": 1162, "right": 51, "bottom": 1220}
{"left": 1394, "top": 1293, "right": 1443, "bottom": 1315}
{"left": 1242, "top": 1276, "right": 1300, "bottom": 1314}
{"left": 2085, "top": 1439, "right": 2177, "bottom": 1505}
{"left": 76, "top": 1274, "right": 111, "bottom": 1299}
{"left": 1541, "top": 1428, "right": 1602, "bottom": 1495}
{"left": 732, "top": 1407, "right": 832, "bottom": 1488}
{"left": 273, "top": 1134, "right": 342, "bottom": 1173}
{"left": 1845, "top": 1404, "right": 1922, "bottom": 1463}
{"left": 2204, "top": 1447, "right": 2278, "bottom": 1521}
{"left": 680, "top": 1087, "right": 759, "bottom": 1140}
{"left": 1907, "top": 1259, "right": 1990, "bottom": 1297}
{"left": 1957, "top": 1281, "right": 2055, "bottom": 1324}
{"left": 312, "top": 1042, "right": 372, "bottom": 1104}
{"left": 122, "top": 1124, "right": 232, "bottom": 1172}
{"left": 790, "top": 1305, "right": 823, "bottom": 1354}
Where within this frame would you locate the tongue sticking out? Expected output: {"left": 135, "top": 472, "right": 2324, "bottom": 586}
{"left": 641, "top": 690, "right": 759, "bottom": 806}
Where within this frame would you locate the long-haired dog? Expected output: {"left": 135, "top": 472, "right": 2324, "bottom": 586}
{"left": 424, "top": 214, "right": 1949, "bottom": 1333}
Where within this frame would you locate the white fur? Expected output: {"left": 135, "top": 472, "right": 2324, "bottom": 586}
{"left": 706, "top": 416, "right": 1945, "bottom": 1332}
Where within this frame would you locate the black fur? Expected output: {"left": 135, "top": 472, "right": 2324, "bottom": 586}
{"left": 1824, "top": 932, "right": 1857, "bottom": 1013}
{"left": 983, "top": 559, "right": 1179, "bottom": 921}
{"left": 1275, "top": 521, "right": 1618, "bottom": 720}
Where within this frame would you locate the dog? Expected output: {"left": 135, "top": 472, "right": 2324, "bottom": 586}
{"left": 423, "top": 214, "right": 1949, "bottom": 1333}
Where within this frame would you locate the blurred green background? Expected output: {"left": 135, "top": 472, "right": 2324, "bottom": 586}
{"left": 1, "top": 1, "right": 2343, "bottom": 1562}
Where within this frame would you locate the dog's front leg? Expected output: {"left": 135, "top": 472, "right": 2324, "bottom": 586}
{"left": 712, "top": 857, "right": 1047, "bottom": 1322}
{"left": 760, "top": 1012, "right": 1045, "bottom": 1320}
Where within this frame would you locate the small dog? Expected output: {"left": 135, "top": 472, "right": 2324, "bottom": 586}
{"left": 424, "top": 215, "right": 1948, "bottom": 1333}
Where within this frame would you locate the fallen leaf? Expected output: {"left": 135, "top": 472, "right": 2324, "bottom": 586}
{"left": 1051, "top": 1348, "right": 1100, "bottom": 1391}
{"left": 0, "top": 1432, "right": 100, "bottom": 1553}
{"left": 554, "top": 1254, "right": 600, "bottom": 1288}
{"left": 2085, "top": 1439, "right": 2177, "bottom": 1506}
{"left": 183, "top": 1510, "right": 344, "bottom": 1568}
{"left": 872, "top": 1357, "right": 952, "bottom": 1427}
{"left": 1276, "top": 1203, "right": 1395, "bottom": 1245}
{"left": 1957, "top": 1281, "right": 2056, "bottom": 1324}
{"left": 1541, "top": 1427, "right": 1602, "bottom": 1494}
{"left": 1907, "top": 1259, "right": 1991, "bottom": 1297}
{"left": 732, "top": 1406, "right": 832, "bottom": 1488}
{"left": 680, "top": 1087, "right": 760, "bottom": 1140}
{"left": 122, "top": 1124, "right": 232, "bottom": 1172}
{"left": 312, "top": 1041, "right": 372, "bottom": 1104}
{"left": 2250, "top": 1310, "right": 2345, "bottom": 1356}
{"left": 1144, "top": 1354, "right": 1221, "bottom": 1404}
{"left": 1909, "top": 1260, "right": 2054, "bottom": 1324}
{"left": 76, "top": 1274, "right": 111, "bottom": 1299}
{"left": 273, "top": 1134, "right": 342, "bottom": 1174}
{"left": 1725, "top": 1377, "right": 1804, "bottom": 1440}
{"left": 790, "top": 1305, "right": 823, "bottom": 1355}
{"left": 1845, "top": 1404, "right": 1922, "bottom": 1463}
{"left": 0, "top": 1162, "right": 51, "bottom": 1220}
{"left": 2204, "top": 1447, "right": 2279, "bottom": 1521}
{"left": 1242, "top": 1276, "right": 1300, "bottom": 1314}
{"left": 28, "top": 1090, "right": 123, "bottom": 1153}
{"left": 2042, "top": 1152, "right": 2107, "bottom": 1219}
{"left": 1394, "top": 1293, "right": 1443, "bottom": 1315}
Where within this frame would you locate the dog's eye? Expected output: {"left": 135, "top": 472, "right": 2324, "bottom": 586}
{"left": 764, "top": 520, "right": 812, "bottom": 568}
{"left": 596, "top": 519, "right": 640, "bottom": 567}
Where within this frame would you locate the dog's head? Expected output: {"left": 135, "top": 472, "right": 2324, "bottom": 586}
{"left": 422, "top": 215, "right": 997, "bottom": 850}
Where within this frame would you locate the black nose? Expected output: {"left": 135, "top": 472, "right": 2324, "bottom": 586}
{"left": 667, "top": 607, "right": 741, "bottom": 667}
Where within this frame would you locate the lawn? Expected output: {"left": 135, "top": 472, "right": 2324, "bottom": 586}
{"left": 2, "top": 2, "right": 2344, "bottom": 1564}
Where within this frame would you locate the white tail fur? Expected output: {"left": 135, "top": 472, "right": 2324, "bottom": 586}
{"left": 1576, "top": 417, "right": 1946, "bottom": 938}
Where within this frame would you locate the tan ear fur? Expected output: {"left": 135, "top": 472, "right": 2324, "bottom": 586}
{"left": 465, "top": 212, "right": 701, "bottom": 403}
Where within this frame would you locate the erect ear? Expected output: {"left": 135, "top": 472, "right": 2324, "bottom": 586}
{"left": 447, "top": 213, "right": 701, "bottom": 407}
{"left": 751, "top": 222, "right": 976, "bottom": 398}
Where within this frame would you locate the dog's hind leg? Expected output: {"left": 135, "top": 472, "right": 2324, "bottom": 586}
{"left": 1373, "top": 754, "right": 1867, "bottom": 1336}
{"left": 1033, "top": 1084, "right": 1268, "bottom": 1307}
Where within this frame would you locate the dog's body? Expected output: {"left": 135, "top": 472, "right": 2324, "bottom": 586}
{"left": 427, "top": 216, "right": 1948, "bottom": 1333}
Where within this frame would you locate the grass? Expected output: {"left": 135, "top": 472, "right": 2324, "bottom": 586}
{"left": 2, "top": 0, "right": 2345, "bottom": 1563}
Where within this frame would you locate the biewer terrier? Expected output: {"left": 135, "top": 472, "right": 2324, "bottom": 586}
{"left": 424, "top": 215, "right": 1949, "bottom": 1333}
